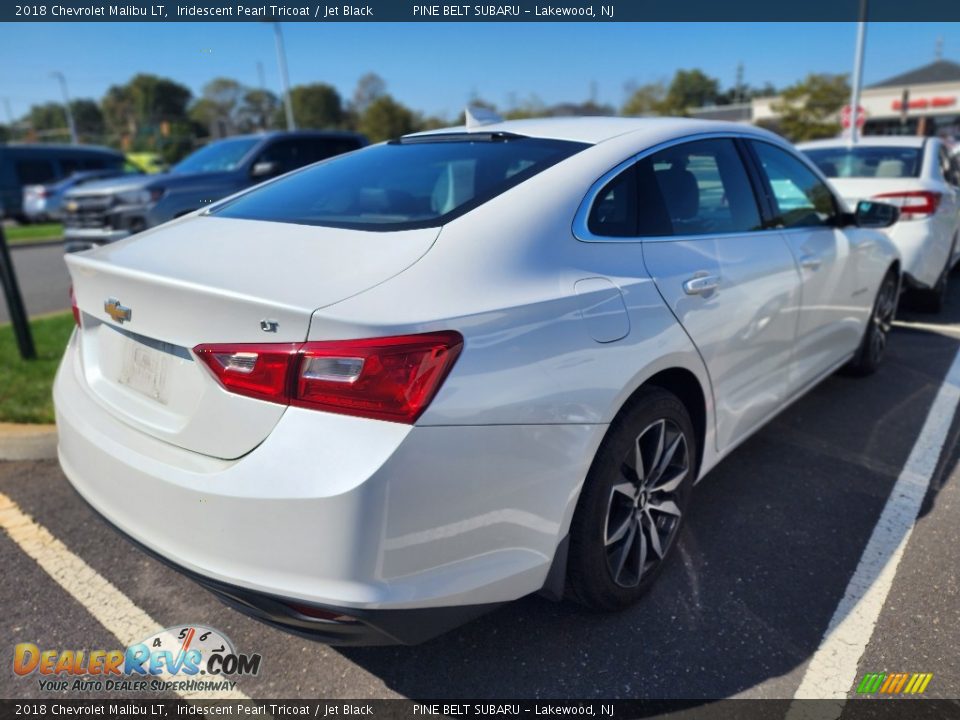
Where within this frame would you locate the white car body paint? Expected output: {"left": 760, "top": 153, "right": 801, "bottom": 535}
{"left": 55, "top": 117, "right": 900, "bottom": 641}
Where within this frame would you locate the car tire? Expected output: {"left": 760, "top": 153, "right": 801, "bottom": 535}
{"left": 846, "top": 270, "right": 898, "bottom": 377}
{"left": 566, "top": 387, "right": 696, "bottom": 611}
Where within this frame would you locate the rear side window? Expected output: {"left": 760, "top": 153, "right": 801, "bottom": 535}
{"left": 803, "top": 146, "right": 922, "bottom": 179}
{"left": 643, "top": 139, "right": 761, "bottom": 236}
{"left": 753, "top": 141, "right": 839, "bottom": 229}
{"left": 215, "top": 135, "right": 588, "bottom": 230}
{"left": 16, "top": 159, "right": 56, "bottom": 185}
{"left": 588, "top": 138, "right": 761, "bottom": 238}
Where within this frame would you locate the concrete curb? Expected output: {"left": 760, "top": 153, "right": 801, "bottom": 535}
{"left": 0, "top": 423, "right": 58, "bottom": 461}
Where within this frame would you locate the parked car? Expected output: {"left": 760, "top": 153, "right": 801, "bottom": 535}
{"left": 800, "top": 136, "right": 960, "bottom": 312}
{"left": 0, "top": 144, "right": 126, "bottom": 222}
{"left": 62, "top": 131, "right": 367, "bottom": 252}
{"left": 56, "top": 118, "right": 900, "bottom": 645}
{"left": 22, "top": 168, "right": 142, "bottom": 222}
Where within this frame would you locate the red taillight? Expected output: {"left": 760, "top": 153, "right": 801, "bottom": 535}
{"left": 69, "top": 286, "right": 80, "bottom": 327}
{"left": 193, "top": 332, "right": 463, "bottom": 424}
{"left": 872, "top": 190, "right": 941, "bottom": 219}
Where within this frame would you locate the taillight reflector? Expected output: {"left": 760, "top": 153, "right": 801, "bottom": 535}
{"left": 193, "top": 332, "right": 463, "bottom": 424}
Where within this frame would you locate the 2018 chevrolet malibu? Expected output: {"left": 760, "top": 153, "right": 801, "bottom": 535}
{"left": 55, "top": 117, "right": 901, "bottom": 645}
{"left": 800, "top": 136, "right": 960, "bottom": 312}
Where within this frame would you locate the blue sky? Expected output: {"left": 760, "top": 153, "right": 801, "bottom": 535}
{"left": 0, "top": 22, "right": 957, "bottom": 121}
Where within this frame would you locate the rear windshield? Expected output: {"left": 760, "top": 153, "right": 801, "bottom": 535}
{"left": 803, "top": 146, "right": 923, "bottom": 179}
{"left": 213, "top": 135, "right": 589, "bottom": 230}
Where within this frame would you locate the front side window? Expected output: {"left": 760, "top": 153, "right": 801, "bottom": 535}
{"left": 16, "top": 159, "right": 56, "bottom": 184}
{"left": 752, "top": 141, "right": 839, "bottom": 229}
{"left": 215, "top": 135, "right": 588, "bottom": 230}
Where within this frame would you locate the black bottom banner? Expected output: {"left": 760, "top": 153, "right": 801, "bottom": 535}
{"left": 2, "top": 700, "right": 960, "bottom": 720}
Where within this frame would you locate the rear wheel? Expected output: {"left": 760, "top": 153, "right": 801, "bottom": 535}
{"left": 846, "top": 270, "right": 898, "bottom": 376}
{"left": 567, "top": 387, "right": 696, "bottom": 611}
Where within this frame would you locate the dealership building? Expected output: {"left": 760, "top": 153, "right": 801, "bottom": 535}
{"left": 693, "top": 59, "right": 960, "bottom": 141}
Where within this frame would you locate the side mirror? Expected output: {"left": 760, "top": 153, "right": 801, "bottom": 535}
{"left": 251, "top": 160, "right": 279, "bottom": 178}
{"left": 854, "top": 200, "right": 900, "bottom": 229}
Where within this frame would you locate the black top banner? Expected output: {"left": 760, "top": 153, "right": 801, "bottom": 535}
{"left": 3, "top": 0, "right": 960, "bottom": 22}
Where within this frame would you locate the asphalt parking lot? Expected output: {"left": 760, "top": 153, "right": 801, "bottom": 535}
{"left": 0, "top": 242, "right": 71, "bottom": 324}
{"left": 2, "top": 281, "right": 959, "bottom": 701}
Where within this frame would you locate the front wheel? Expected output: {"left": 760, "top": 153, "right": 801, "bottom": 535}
{"left": 846, "top": 270, "right": 898, "bottom": 376}
{"left": 566, "top": 387, "right": 696, "bottom": 611}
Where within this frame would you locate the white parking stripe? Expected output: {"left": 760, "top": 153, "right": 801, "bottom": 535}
{"left": 791, "top": 346, "right": 960, "bottom": 703}
{"left": 0, "top": 491, "right": 250, "bottom": 700}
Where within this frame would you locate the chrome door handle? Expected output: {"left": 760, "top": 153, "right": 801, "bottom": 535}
{"left": 799, "top": 255, "right": 822, "bottom": 271}
{"left": 683, "top": 274, "right": 720, "bottom": 295}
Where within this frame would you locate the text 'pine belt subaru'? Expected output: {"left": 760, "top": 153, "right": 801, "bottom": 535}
{"left": 55, "top": 113, "right": 901, "bottom": 644}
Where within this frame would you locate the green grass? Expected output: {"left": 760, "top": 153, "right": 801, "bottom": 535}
{"left": 5, "top": 223, "right": 64, "bottom": 245}
{"left": 0, "top": 312, "right": 75, "bottom": 423}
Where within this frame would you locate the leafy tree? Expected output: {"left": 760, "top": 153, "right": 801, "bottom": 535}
{"left": 238, "top": 89, "right": 279, "bottom": 131}
{"left": 351, "top": 72, "right": 387, "bottom": 115}
{"left": 190, "top": 77, "right": 245, "bottom": 137}
{"left": 101, "top": 73, "right": 191, "bottom": 141}
{"left": 359, "top": 95, "right": 416, "bottom": 142}
{"left": 773, "top": 73, "right": 850, "bottom": 142}
{"left": 25, "top": 103, "right": 69, "bottom": 136}
{"left": 284, "top": 83, "right": 344, "bottom": 130}
{"left": 661, "top": 69, "right": 720, "bottom": 115}
{"left": 621, "top": 81, "right": 667, "bottom": 116}
{"left": 70, "top": 99, "right": 105, "bottom": 137}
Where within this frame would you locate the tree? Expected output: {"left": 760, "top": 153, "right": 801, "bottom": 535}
{"left": 359, "top": 95, "right": 416, "bottom": 142}
{"left": 621, "top": 81, "right": 667, "bottom": 116}
{"left": 773, "top": 73, "right": 850, "bottom": 142}
{"left": 190, "top": 77, "right": 245, "bottom": 137}
{"left": 351, "top": 72, "right": 386, "bottom": 115}
{"left": 70, "top": 99, "right": 105, "bottom": 137}
{"left": 238, "top": 89, "right": 279, "bottom": 132}
{"left": 24, "top": 103, "right": 69, "bottom": 138}
{"left": 660, "top": 69, "right": 720, "bottom": 115}
{"left": 284, "top": 83, "right": 344, "bottom": 129}
{"left": 101, "top": 74, "right": 191, "bottom": 141}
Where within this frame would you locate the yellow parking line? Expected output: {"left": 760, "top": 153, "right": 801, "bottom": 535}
{"left": 0, "top": 491, "right": 250, "bottom": 700}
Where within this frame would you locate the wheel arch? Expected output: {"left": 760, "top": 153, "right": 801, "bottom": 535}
{"left": 539, "top": 362, "right": 711, "bottom": 601}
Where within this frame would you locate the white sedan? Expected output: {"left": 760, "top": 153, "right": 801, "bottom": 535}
{"left": 55, "top": 117, "right": 900, "bottom": 644}
{"left": 800, "top": 136, "right": 960, "bottom": 312}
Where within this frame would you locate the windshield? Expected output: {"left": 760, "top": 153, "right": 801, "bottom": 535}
{"left": 172, "top": 137, "right": 260, "bottom": 174}
{"left": 803, "top": 146, "right": 923, "bottom": 179}
{"left": 213, "top": 135, "right": 589, "bottom": 230}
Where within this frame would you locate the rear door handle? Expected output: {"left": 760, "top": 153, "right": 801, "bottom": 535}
{"left": 799, "top": 254, "right": 822, "bottom": 271}
{"left": 683, "top": 274, "right": 720, "bottom": 295}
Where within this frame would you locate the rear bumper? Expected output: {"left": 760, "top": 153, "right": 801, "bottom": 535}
{"left": 887, "top": 218, "right": 949, "bottom": 289}
{"left": 54, "top": 330, "right": 599, "bottom": 641}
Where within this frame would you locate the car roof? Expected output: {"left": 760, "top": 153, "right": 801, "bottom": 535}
{"left": 406, "top": 116, "right": 781, "bottom": 145}
{"left": 226, "top": 130, "right": 366, "bottom": 141}
{"left": 0, "top": 143, "right": 123, "bottom": 155}
{"left": 798, "top": 136, "right": 929, "bottom": 150}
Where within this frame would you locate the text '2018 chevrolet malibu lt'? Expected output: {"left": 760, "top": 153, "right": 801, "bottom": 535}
{"left": 55, "top": 117, "right": 902, "bottom": 645}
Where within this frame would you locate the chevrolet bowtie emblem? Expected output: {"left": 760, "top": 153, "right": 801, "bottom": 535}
{"left": 104, "top": 298, "right": 132, "bottom": 324}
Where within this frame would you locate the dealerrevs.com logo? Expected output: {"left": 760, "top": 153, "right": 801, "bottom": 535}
{"left": 13, "top": 625, "right": 262, "bottom": 693}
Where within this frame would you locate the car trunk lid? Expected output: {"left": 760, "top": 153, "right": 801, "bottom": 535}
{"left": 66, "top": 215, "right": 439, "bottom": 459}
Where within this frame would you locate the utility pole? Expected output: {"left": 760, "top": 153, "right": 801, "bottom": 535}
{"left": 0, "top": 226, "right": 36, "bottom": 360}
{"left": 735, "top": 62, "right": 744, "bottom": 105}
{"left": 847, "top": 0, "right": 868, "bottom": 145}
{"left": 272, "top": 23, "right": 296, "bottom": 130}
{"left": 51, "top": 71, "right": 78, "bottom": 144}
